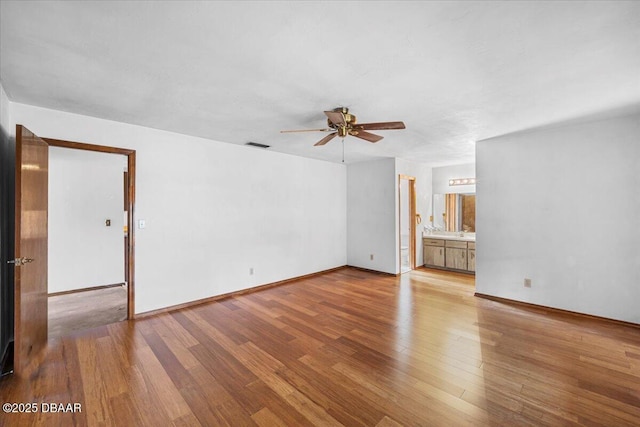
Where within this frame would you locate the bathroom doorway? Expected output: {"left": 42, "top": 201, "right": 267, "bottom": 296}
{"left": 399, "top": 175, "right": 416, "bottom": 273}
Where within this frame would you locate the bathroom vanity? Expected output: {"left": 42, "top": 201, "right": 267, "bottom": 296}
{"left": 423, "top": 234, "right": 475, "bottom": 274}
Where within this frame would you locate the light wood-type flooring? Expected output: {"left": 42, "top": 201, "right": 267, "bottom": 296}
{"left": 1, "top": 267, "right": 639, "bottom": 426}
{"left": 48, "top": 285, "right": 128, "bottom": 339}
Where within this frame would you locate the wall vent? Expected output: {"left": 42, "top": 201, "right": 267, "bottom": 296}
{"left": 245, "top": 142, "right": 270, "bottom": 149}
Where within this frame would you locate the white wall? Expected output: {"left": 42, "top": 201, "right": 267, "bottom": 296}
{"left": 48, "top": 147, "right": 126, "bottom": 293}
{"left": 476, "top": 113, "right": 640, "bottom": 324}
{"left": 347, "top": 158, "right": 396, "bottom": 274}
{"left": 347, "top": 158, "right": 432, "bottom": 274}
{"left": 0, "top": 84, "right": 10, "bottom": 133}
{"left": 10, "top": 102, "right": 347, "bottom": 314}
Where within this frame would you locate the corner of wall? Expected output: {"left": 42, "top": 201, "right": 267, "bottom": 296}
{"left": 0, "top": 82, "right": 14, "bottom": 134}
{"left": 0, "top": 80, "right": 16, "bottom": 373}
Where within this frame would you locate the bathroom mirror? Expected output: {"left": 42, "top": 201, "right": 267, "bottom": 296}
{"left": 432, "top": 193, "right": 475, "bottom": 232}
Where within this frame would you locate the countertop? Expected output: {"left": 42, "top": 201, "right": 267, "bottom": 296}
{"left": 422, "top": 233, "right": 476, "bottom": 242}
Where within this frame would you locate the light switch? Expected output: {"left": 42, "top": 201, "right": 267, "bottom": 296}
{"left": 138, "top": 219, "right": 146, "bottom": 229}
{"left": 105, "top": 219, "right": 111, "bottom": 226}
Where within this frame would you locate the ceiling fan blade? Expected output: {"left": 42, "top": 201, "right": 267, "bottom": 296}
{"left": 314, "top": 132, "right": 338, "bottom": 146}
{"left": 324, "top": 111, "right": 345, "bottom": 126}
{"left": 353, "top": 121, "right": 406, "bottom": 130}
{"left": 280, "top": 128, "right": 333, "bottom": 133}
{"left": 351, "top": 130, "right": 384, "bottom": 143}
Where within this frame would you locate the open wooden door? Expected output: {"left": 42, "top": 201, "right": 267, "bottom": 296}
{"left": 12, "top": 125, "right": 48, "bottom": 375}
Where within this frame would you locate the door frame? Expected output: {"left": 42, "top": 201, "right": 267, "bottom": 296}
{"left": 398, "top": 174, "right": 416, "bottom": 272}
{"left": 44, "top": 138, "right": 136, "bottom": 319}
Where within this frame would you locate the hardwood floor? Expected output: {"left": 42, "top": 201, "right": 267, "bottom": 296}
{"left": 1, "top": 267, "right": 639, "bottom": 426}
{"left": 48, "top": 285, "right": 127, "bottom": 339}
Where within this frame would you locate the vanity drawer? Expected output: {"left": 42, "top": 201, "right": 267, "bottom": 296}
{"left": 468, "top": 242, "right": 476, "bottom": 250}
{"left": 423, "top": 238, "right": 445, "bottom": 246}
{"left": 445, "top": 240, "right": 468, "bottom": 249}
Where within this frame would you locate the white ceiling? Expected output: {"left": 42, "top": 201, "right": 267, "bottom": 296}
{"left": 1, "top": 1, "right": 639, "bottom": 165}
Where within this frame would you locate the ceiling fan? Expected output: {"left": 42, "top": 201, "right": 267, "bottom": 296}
{"left": 280, "top": 107, "right": 406, "bottom": 146}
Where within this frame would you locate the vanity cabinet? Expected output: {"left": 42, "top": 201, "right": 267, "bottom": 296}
{"left": 423, "top": 238, "right": 445, "bottom": 267}
{"left": 445, "top": 240, "right": 467, "bottom": 270}
{"left": 423, "top": 237, "right": 475, "bottom": 274}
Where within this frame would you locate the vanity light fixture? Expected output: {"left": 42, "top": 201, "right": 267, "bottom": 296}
{"left": 449, "top": 178, "right": 476, "bottom": 186}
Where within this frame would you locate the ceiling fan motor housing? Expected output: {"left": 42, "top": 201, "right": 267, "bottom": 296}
{"left": 327, "top": 107, "right": 357, "bottom": 130}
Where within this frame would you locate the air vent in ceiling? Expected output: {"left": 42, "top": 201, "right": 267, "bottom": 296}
{"left": 245, "top": 142, "right": 270, "bottom": 149}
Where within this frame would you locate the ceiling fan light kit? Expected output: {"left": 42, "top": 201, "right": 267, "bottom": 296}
{"left": 281, "top": 107, "right": 406, "bottom": 147}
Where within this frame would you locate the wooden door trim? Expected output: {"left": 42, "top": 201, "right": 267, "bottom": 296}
{"left": 409, "top": 179, "right": 416, "bottom": 270}
{"left": 398, "top": 175, "right": 417, "bottom": 272}
{"left": 44, "top": 138, "right": 136, "bottom": 319}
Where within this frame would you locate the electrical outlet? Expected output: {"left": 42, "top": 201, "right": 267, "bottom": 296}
{"left": 370, "top": 254, "right": 374, "bottom": 261}
{"left": 249, "top": 268, "right": 254, "bottom": 275}
{"left": 524, "top": 278, "right": 532, "bottom": 288}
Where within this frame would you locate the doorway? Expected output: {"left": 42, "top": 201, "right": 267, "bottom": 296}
{"left": 43, "top": 137, "right": 136, "bottom": 322}
{"left": 399, "top": 175, "right": 416, "bottom": 273}
{"left": 12, "top": 127, "right": 137, "bottom": 375}
{"left": 46, "top": 146, "right": 128, "bottom": 337}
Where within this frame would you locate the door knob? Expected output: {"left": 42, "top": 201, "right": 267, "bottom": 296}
{"left": 7, "top": 257, "right": 34, "bottom": 267}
